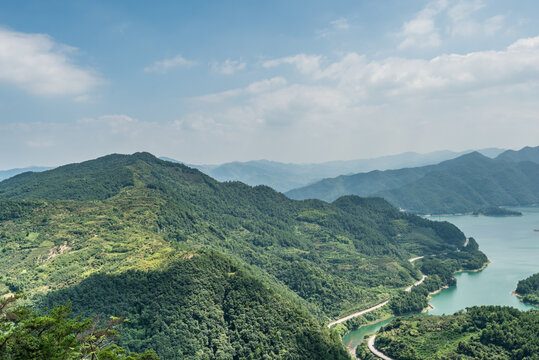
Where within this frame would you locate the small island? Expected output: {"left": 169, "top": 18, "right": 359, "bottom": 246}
{"left": 472, "top": 206, "right": 523, "bottom": 217}
{"left": 515, "top": 272, "right": 539, "bottom": 306}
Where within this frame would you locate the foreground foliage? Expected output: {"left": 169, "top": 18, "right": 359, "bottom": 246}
{"left": 0, "top": 295, "right": 158, "bottom": 360}
{"left": 41, "top": 251, "right": 348, "bottom": 359}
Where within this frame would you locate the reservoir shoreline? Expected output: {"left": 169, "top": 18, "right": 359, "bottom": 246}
{"left": 343, "top": 205, "right": 539, "bottom": 357}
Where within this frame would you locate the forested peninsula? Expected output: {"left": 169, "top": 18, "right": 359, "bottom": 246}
{"left": 515, "top": 273, "right": 539, "bottom": 306}
{"left": 356, "top": 306, "right": 539, "bottom": 360}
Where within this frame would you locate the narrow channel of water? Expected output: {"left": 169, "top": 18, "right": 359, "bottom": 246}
{"left": 344, "top": 206, "right": 539, "bottom": 350}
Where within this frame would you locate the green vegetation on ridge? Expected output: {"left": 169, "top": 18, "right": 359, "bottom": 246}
{"left": 365, "top": 306, "right": 539, "bottom": 360}
{"left": 287, "top": 147, "right": 539, "bottom": 214}
{"left": 472, "top": 206, "right": 522, "bottom": 217}
{"left": 0, "top": 152, "right": 487, "bottom": 358}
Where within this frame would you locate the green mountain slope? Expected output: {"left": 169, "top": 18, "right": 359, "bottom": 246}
{"left": 0, "top": 153, "right": 484, "bottom": 358}
{"left": 378, "top": 152, "right": 539, "bottom": 214}
{"left": 40, "top": 251, "right": 348, "bottom": 359}
{"left": 287, "top": 150, "right": 539, "bottom": 214}
{"left": 496, "top": 145, "right": 539, "bottom": 164}
{"left": 286, "top": 166, "right": 434, "bottom": 202}
{"left": 0, "top": 153, "right": 139, "bottom": 200}
{"left": 0, "top": 166, "right": 52, "bottom": 181}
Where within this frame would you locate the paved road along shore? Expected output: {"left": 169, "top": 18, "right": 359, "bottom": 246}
{"left": 367, "top": 335, "right": 394, "bottom": 360}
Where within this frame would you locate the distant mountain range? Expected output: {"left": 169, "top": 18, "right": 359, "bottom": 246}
{"left": 287, "top": 146, "right": 539, "bottom": 214}
{"left": 161, "top": 148, "right": 505, "bottom": 192}
{"left": 0, "top": 166, "right": 52, "bottom": 181}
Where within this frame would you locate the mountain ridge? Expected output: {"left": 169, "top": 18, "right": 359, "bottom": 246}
{"left": 161, "top": 148, "right": 505, "bottom": 192}
{"left": 287, "top": 146, "right": 539, "bottom": 214}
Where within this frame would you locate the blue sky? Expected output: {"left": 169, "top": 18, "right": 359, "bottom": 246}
{"left": 1, "top": 0, "right": 539, "bottom": 168}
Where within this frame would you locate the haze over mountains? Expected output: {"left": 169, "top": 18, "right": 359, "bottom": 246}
{"left": 161, "top": 148, "right": 505, "bottom": 192}
{"left": 287, "top": 146, "right": 539, "bottom": 214}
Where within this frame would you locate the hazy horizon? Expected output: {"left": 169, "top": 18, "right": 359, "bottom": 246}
{"left": 2, "top": 1, "right": 539, "bottom": 168}
{"left": 0, "top": 146, "right": 512, "bottom": 170}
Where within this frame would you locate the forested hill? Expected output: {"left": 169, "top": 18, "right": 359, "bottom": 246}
{"left": 496, "top": 145, "right": 539, "bottom": 164}
{"left": 516, "top": 273, "right": 539, "bottom": 305}
{"left": 287, "top": 149, "right": 539, "bottom": 214}
{"left": 359, "top": 306, "right": 539, "bottom": 360}
{"left": 0, "top": 152, "right": 479, "bottom": 358}
{"left": 286, "top": 165, "right": 434, "bottom": 202}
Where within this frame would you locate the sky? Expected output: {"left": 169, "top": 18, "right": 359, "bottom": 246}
{"left": 1, "top": 0, "right": 539, "bottom": 168}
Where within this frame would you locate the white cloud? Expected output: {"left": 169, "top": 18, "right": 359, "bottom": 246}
{"left": 318, "top": 17, "right": 351, "bottom": 38}
{"left": 0, "top": 27, "right": 101, "bottom": 97}
{"left": 331, "top": 17, "right": 350, "bottom": 30}
{"left": 398, "top": 0, "right": 448, "bottom": 49}
{"left": 144, "top": 54, "right": 195, "bottom": 73}
{"left": 262, "top": 54, "right": 322, "bottom": 74}
{"left": 4, "top": 37, "right": 539, "bottom": 167}
{"left": 193, "top": 36, "right": 539, "bottom": 132}
{"left": 310, "top": 36, "right": 539, "bottom": 98}
{"left": 397, "top": 0, "right": 506, "bottom": 49}
{"left": 212, "top": 59, "right": 246, "bottom": 75}
{"left": 189, "top": 77, "right": 287, "bottom": 103}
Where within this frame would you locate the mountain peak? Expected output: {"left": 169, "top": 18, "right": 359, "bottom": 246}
{"left": 0, "top": 152, "right": 209, "bottom": 201}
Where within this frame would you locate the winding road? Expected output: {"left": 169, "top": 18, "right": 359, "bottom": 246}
{"left": 404, "top": 274, "right": 427, "bottom": 292}
{"left": 408, "top": 256, "right": 424, "bottom": 263}
{"left": 329, "top": 255, "right": 428, "bottom": 358}
{"left": 327, "top": 300, "right": 389, "bottom": 328}
{"left": 328, "top": 256, "right": 427, "bottom": 328}
{"left": 367, "top": 335, "right": 394, "bottom": 360}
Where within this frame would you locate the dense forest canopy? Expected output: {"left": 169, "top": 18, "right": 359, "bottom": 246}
{"left": 364, "top": 306, "right": 539, "bottom": 360}
{"left": 516, "top": 273, "right": 539, "bottom": 306}
{"left": 0, "top": 152, "right": 487, "bottom": 358}
{"left": 287, "top": 147, "right": 539, "bottom": 214}
{"left": 0, "top": 295, "right": 158, "bottom": 360}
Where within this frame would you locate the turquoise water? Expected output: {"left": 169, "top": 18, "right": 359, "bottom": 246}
{"left": 343, "top": 206, "right": 539, "bottom": 349}
{"left": 428, "top": 206, "right": 539, "bottom": 314}
{"left": 342, "top": 317, "right": 393, "bottom": 353}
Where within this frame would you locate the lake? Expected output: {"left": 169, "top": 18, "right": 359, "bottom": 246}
{"left": 343, "top": 206, "right": 539, "bottom": 350}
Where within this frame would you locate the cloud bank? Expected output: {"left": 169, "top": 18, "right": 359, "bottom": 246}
{"left": 0, "top": 27, "right": 100, "bottom": 97}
